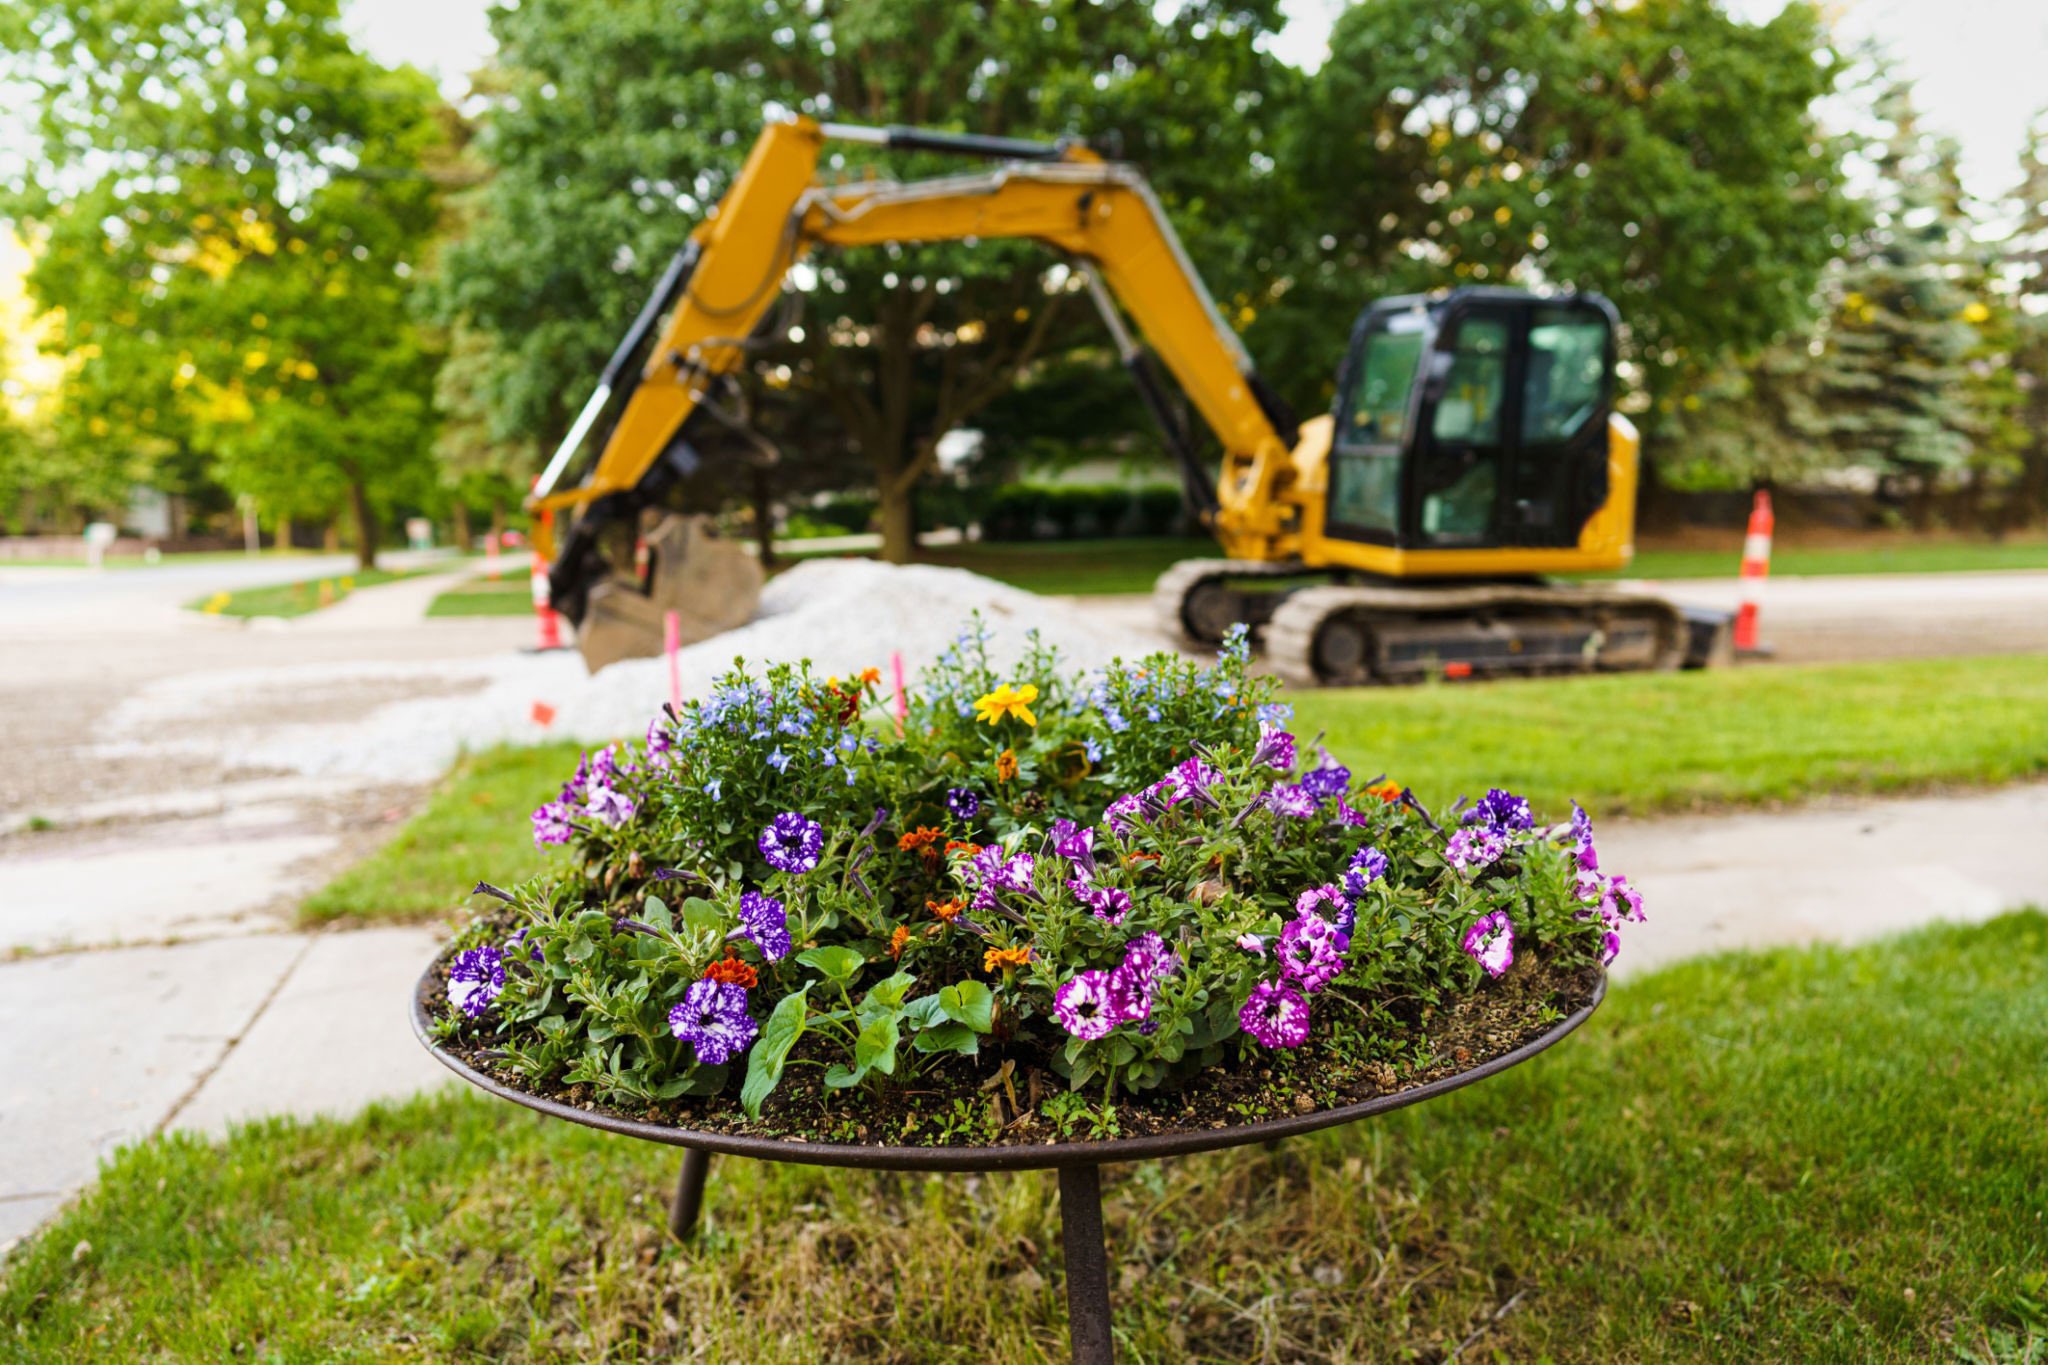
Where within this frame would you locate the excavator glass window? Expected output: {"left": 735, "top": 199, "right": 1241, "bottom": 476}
{"left": 1327, "top": 311, "right": 1427, "bottom": 537}
{"left": 1420, "top": 315, "right": 1510, "bottom": 543}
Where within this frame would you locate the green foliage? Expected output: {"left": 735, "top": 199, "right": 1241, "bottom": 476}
{"left": 978, "top": 483, "right": 1185, "bottom": 541}
{"left": 1270, "top": 0, "right": 1855, "bottom": 427}
{"left": 0, "top": 0, "right": 452, "bottom": 564}
{"left": 432, "top": 0, "right": 1299, "bottom": 558}
{"left": 438, "top": 623, "right": 1619, "bottom": 1122}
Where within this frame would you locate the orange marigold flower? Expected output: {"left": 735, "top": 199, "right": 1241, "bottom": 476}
{"left": 1365, "top": 778, "right": 1402, "bottom": 804}
{"left": 944, "top": 839, "right": 982, "bottom": 857}
{"left": 888, "top": 925, "right": 911, "bottom": 959}
{"left": 859, "top": 666, "right": 882, "bottom": 686}
{"left": 897, "top": 826, "right": 944, "bottom": 852}
{"left": 927, "top": 897, "right": 964, "bottom": 923}
{"left": 702, "top": 950, "right": 758, "bottom": 988}
{"left": 994, "top": 748, "right": 1019, "bottom": 781}
{"left": 983, "top": 945, "right": 1032, "bottom": 974}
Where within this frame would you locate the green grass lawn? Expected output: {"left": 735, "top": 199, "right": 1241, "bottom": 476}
{"left": 302, "top": 653, "right": 2048, "bottom": 926}
{"left": 1292, "top": 652, "right": 2048, "bottom": 817}
{"left": 778, "top": 534, "right": 2048, "bottom": 597}
{"left": 299, "top": 743, "right": 582, "bottom": 926}
{"left": 185, "top": 565, "right": 431, "bottom": 619}
{"left": 4, "top": 914, "right": 2040, "bottom": 1362}
{"left": 426, "top": 575, "right": 534, "bottom": 617}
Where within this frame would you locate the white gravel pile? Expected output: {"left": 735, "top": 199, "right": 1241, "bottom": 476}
{"left": 97, "top": 559, "right": 1138, "bottom": 783}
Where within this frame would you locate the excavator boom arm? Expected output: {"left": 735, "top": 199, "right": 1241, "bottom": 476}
{"left": 532, "top": 117, "right": 1294, "bottom": 556}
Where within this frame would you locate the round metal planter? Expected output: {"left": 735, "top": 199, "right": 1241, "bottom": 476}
{"left": 414, "top": 954, "right": 1604, "bottom": 1362}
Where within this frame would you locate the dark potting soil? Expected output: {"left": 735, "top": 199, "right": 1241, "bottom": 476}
{"left": 420, "top": 943, "right": 1600, "bottom": 1150}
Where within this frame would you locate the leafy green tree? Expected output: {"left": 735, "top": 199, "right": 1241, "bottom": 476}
{"left": 0, "top": 0, "right": 451, "bottom": 566}
{"left": 1275, "top": 0, "right": 1854, "bottom": 446}
{"left": 436, "top": 0, "right": 1298, "bottom": 562}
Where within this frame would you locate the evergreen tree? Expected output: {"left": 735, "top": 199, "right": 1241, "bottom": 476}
{"left": 2000, "top": 110, "right": 2048, "bottom": 527}
{"left": 1814, "top": 83, "right": 1982, "bottom": 524}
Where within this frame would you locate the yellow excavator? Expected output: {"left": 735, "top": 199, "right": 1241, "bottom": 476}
{"left": 531, "top": 116, "right": 1729, "bottom": 680}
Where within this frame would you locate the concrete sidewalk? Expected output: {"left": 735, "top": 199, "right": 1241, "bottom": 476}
{"left": 1, "top": 782, "right": 2043, "bottom": 1254}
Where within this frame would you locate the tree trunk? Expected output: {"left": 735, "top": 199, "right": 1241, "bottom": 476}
{"left": 348, "top": 477, "right": 379, "bottom": 570}
{"left": 451, "top": 500, "right": 472, "bottom": 555}
{"left": 323, "top": 520, "right": 340, "bottom": 552}
{"left": 877, "top": 478, "right": 917, "bottom": 564}
{"left": 279, "top": 517, "right": 293, "bottom": 551}
{"left": 751, "top": 465, "right": 777, "bottom": 570}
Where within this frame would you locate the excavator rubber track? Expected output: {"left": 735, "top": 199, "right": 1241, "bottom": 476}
{"left": 1152, "top": 558, "right": 1312, "bottom": 648}
{"left": 1262, "top": 581, "right": 1690, "bottom": 688}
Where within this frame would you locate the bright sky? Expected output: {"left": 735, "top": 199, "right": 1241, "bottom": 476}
{"left": 349, "top": 0, "right": 2048, "bottom": 202}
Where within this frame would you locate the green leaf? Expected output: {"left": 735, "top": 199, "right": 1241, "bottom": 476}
{"left": 823, "top": 1062, "right": 865, "bottom": 1090}
{"left": 937, "top": 981, "right": 995, "bottom": 1033}
{"left": 680, "top": 897, "right": 724, "bottom": 936}
{"left": 864, "top": 972, "right": 916, "bottom": 1010}
{"left": 854, "top": 1015, "right": 901, "bottom": 1076}
{"left": 797, "top": 945, "right": 863, "bottom": 982}
{"left": 912, "top": 1022, "right": 979, "bottom": 1056}
{"left": 902, "top": 993, "right": 947, "bottom": 1028}
{"left": 639, "top": 896, "right": 673, "bottom": 932}
{"left": 740, "top": 986, "right": 810, "bottom": 1120}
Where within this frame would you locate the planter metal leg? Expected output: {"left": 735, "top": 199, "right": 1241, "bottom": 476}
{"left": 1057, "top": 1163, "right": 1115, "bottom": 1365}
{"left": 667, "top": 1148, "right": 712, "bottom": 1241}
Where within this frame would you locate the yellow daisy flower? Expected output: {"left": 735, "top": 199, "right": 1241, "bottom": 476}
{"left": 972, "top": 682, "right": 1039, "bottom": 727}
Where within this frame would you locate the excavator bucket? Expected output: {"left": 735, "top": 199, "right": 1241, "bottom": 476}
{"left": 573, "top": 514, "right": 763, "bottom": 674}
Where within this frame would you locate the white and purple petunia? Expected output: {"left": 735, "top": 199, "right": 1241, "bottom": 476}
{"left": 759, "top": 811, "right": 824, "bottom": 873}
{"left": 1053, "top": 969, "right": 1119, "bottom": 1040}
{"left": 448, "top": 944, "right": 505, "bottom": 1018}
{"left": 1251, "top": 723, "right": 1297, "bottom": 772}
{"left": 530, "top": 800, "right": 575, "bottom": 848}
{"left": 1075, "top": 882, "right": 1131, "bottom": 925}
{"left": 1264, "top": 784, "right": 1317, "bottom": 820}
{"left": 667, "top": 979, "right": 758, "bottom": 1065}
{"left": 1239, "top": 979, "right": 1312, "bottom": 1048}
{"left": 1278, "top": 913, "right": 1346, "bottom": 993}
{"left": 735, "top": 890, "right": 791, "bottom": 961}
{"left": 1461, "top": 910, "right": 1515, "bottom": 978}
{"left": 1345, "top": 844, "right": 1390, "bottom": 898}
{"left": 1445, "top": 827, "right": 1509, "bottom": 872}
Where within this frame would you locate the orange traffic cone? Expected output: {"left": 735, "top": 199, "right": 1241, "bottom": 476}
{"left": 531, "top": 552, "right": 564, "bottom": 651}
{"left": 1732, "top": 490, "right": 1773, "bottom": 654}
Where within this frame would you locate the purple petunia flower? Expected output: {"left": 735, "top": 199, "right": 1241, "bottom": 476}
{"left": 1278, "top": 914, "right": 1346, "bottom": 993}
{"left": 1104, "top": 965, "right": 1151, "bottom": 1024}
{"left": 1075, "top": 882, "right": 1131, "bottom": 925}
{"left": 1445, "top": 827, "right": 1509, "bottom": 872}
{"left": 1264, "top": 784, "right": 1317, "bottom": 820}
{"left": 1053, "top": 970, "right": 1119, "bottom": 1040}
{"left": 1345, "top": 844, "right": 1390, "bottom": 898}
{"left": 1240, "top": 980, "right": 1312, "bottom": 1048}
{"left": 667, "top": 979, "right": 757, "bottom": 1066}
{"left": 736, "top": 890, "right": 791, "bottom": 961}
{"left": 1461, "top": 911, "right": 1515, "bottom": 978}
{"left": 645, "top": 716, "right": 673, "bottom": 766}
{"left": 1054, "top": 822, "right": 1097, "bottom": 878}
{"left": 1570, "top": 800, "right": 1594, "bottom": 851}
{"left": 1120, "top": 932, "right": 1181, "bottom": 994}
{"left": 1105, "top": 793, "right": 1146, "bottom": 837}
{"left": 759, "top": 812, "right": 824, "bottom": 874}
{"left": 1170, "top": 757, "right": 1223, "bottom": 810}
{"left": 1294, "top": 883, "right": 1354, "bottom": 945}
{"left": 1300, "top": 757, "right": 1352, "bottom": 803}
{"left": 530, "top": 800, "right": 575, "bottom": 848}
{"left": 585, "top": 783, "right": 636, "bottom": 830}
{"left": 1600, "top": 928, "right": 1621, "bottom": 966}
{"left": 1251, "top": 723, "right": 1297, "bottom": 772}
{"left": 1609, "top": 873, "right": 1646, "bottom": 923}
{"left": 1334, "top": 800, "right": 1374, "bottom": 828}
{"left": 1463, "top": 787, "right": 1534, "bottom": 834}
{"left": 946, "top": 787, "right": 980, "bottom": 820}
{"left": 448, "top": 944, "right": 505, "bottom": 1018}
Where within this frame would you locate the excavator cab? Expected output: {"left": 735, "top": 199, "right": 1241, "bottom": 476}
{"left": 1325, "top": 288, "right": 1619, "bottom": 555}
